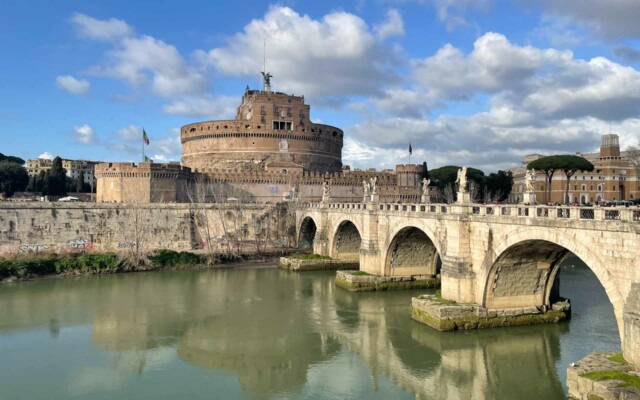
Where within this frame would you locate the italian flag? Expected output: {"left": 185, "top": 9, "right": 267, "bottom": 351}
{"left": 143, "top": 129, "right": 150, "bottom": 145}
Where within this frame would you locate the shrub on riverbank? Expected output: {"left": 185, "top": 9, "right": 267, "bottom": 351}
{"left": 148, "top": 250, "right": 203, "bottom": 268}
{"left": 0, "top": 249, "right": 291, "bottom": 281}
{"left": 0, "top": 253, "right": 121, "bottom": 279}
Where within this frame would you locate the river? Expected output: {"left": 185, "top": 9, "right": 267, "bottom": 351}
{"left": 0, "top": 257, "right": 620, "bottom": 399}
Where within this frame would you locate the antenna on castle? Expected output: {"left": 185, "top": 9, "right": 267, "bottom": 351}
{"left": 260, "top": 39, "right": 272, "bottom": 93}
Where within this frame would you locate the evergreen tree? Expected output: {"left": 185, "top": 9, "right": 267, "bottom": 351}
{"left": 43, "top": 156, "right": 67, "bottom": 196}
{"left": 77, "top": 171, "right": 85, "bottom": 193}
{"left": 0, "top": 161, "right": 29, "bottom": 198}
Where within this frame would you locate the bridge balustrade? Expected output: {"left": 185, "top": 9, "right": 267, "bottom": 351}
{"left": 580, "top": 208, "right": 595, "bottom": 220}
{"left": 302, "top": 202, "right": 638, "bottom": 223}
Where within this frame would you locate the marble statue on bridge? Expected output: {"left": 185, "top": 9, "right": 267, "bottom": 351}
{"left": 456, "top": 167, "right": 468, "bottom": 193}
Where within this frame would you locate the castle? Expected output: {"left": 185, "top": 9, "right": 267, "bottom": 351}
{"left": 96, "top": 75, "right": 425, "bottom": 203}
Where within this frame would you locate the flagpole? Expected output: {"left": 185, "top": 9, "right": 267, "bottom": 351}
{"left": 142, "top": 127, "right": 145, "bottom": 163}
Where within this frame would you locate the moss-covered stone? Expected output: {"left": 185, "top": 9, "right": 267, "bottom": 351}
{"left": 335, "top": 272, "right": 440, "bottom": 292}
{"left": 411, "top": 296, "right": 570, "bottom": 332}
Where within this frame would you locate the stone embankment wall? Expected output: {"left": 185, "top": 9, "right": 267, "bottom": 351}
{"left": 0, "top": 203, "right": 293, "bottom": 256}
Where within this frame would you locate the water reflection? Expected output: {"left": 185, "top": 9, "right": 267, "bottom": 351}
{"left": 0, "top": 261, "right": 619, "bottom": 399}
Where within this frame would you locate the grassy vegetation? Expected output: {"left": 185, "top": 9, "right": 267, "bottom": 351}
{"left": 580, "top": 370, "right": 640, "bottom": 389}
{"left": 607, "top": 353, "right": 628, "bottom": 365}
{"left": 350, "top": 271, "right": 370, "bottom": 276}
{"left": 0, "top": 250, "right": 266, "bottom": 281}
{"left": 433, "top": 289, "right": 457, "bottom": 305}
{"left": 288, "top": 253, "right": 331, "bottom": 260}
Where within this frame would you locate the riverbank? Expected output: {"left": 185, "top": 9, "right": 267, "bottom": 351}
{"left": 0, "top": 249, "right": 293, "bottom": 283}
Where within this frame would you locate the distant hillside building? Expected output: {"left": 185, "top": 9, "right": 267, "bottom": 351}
{"left": 26, "top": 158, "right": 99, "bottom": 184}
{"left": 511, "top": 134, "right": 640, "bottom": 204}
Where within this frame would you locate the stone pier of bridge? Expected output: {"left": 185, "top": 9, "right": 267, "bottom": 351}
{"left": 296, "top": 201, "right": 640, "bottom": 370}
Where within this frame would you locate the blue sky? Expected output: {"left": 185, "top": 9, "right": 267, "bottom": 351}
{"left": 1, "top": 0, "right": 639, "bottom": 172}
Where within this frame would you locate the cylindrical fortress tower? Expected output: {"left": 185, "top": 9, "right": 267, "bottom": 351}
{"left": 181, "top": 88, "right": 343, "bottom": 173}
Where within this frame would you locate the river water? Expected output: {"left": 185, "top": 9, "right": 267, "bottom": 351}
{"left": 0, "top": 258, "right": 620, "bottom": 400}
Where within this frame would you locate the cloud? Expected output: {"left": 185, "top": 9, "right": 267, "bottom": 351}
{"left": 90, "top": 35, "right": 207, "bottom": 97}
{"left": 613, "top": 46, "right": 640, "bottom": 63}
{"left": 412, "top": 32, "right": 571, "bottom": 100}
{"left": 38, "top": 152, "right": 53, "bottom": 160}
{"left": 71, "top": 124, "right": 97, "bottom": 145}
{"left": 107, "top": 125, "right": 181, "bottom": 161}
{"left": 162, "top": 96, "right": 237, "bottom": 118}
{"left": 56, "top": 75, "right": 91, "bottom": 95}
{"left": 71, "top": 13, "right": 134, "bottom": 41}
{"left": 199, "top": 6, "right": 399, "bottom": 99}
{"left": 533, "top": 0, "right": 640, "bottom": 40}
{"left": 374, "top": 9, "right": 405, "bottom": 40}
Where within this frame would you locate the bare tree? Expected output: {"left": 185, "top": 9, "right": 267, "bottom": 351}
{"left": 116, "top": 188, "right": 153, "bottom": 268}
{"left": 441, "top": 183, "right": 456, "bottom": 204}
{"left": 626, "top": 144, "right": 640, "bottom": 166}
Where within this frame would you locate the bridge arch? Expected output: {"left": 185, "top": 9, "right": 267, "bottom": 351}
{"left": 330, "top": 220, "right": 362, "bottom": 261}
{"left": 298, "top": 216, "right": 317, "bottom": 250}
{"left": 384, "top": 225, "right": 442, "bottom": 277}
{"left": 479, "top": 227, "right": 625, "bottom": 337}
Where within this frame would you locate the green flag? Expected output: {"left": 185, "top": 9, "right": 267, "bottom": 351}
{"left": 143, "top": 129, "right": 150, "bottom": 145}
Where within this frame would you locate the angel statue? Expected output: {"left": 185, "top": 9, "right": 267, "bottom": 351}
{"left": 525, "top": 169, "right": 536, "bottom": 193}
{"left": 421, "top": 178, "right": 430, "bottom": 196}
{"left": 455, "top": 167, "right": 468, "bottom": 193}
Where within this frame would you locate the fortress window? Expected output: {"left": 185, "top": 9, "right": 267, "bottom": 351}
{"left": 272, "top": 121, "right": 292, "bottom": 131}
{"left": 257, "top": 125, "right": 261, "bottom": 129}
{"left": 287, "top": 107, "right": 292, "bottom": 117}
{"left": 260, "top": 106, "right": 266, "bottom": 115}
{"left": 333, "top": 131, "right": 337, "bottom": 137}
{"left": 190, "top": 128, "right": 196, "bottom": 132}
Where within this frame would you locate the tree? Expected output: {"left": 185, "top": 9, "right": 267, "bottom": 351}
{"left": 43, "top": 156, "right": 67, "bottom": 196}
{"left": 421, "top": 161, "right": 429, "bottom": 180}
{"left": 557, "top": 155, "right": 594, "bottom": 203}
{"left": 0, "top": 161, "right": 29, "bottom": 198}
{"left": 0, "top": 153, "right": 25, "bottom": 165}
{"left": 429, "top": 165, "right": 485, "bottom": 202}
{"left": 77, "top": 171, "right": 85, "bottom": 193}
{"left": 528, "top": 155, "right": 594, "bottom": 204}
{"left": 626, "top": 144, "right": 640, "bottom": 166}
{"left": 483, "top": 170, "right": 513, "bottom": 203}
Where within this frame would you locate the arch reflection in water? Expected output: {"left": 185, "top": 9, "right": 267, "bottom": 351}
{"left": 0, "top": 261, "right": 620, "bottom": 399}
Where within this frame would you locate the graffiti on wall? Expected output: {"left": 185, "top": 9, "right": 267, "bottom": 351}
{"left": 19, "top": 244, "right": 49, "bottom": 253}
{"left": 68, "top": 239, "right": 93, "bottom": 250}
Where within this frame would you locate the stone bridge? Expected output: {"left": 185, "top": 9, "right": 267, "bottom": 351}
{"left": 296, "top": 201, "right": 640, "bottom": 369}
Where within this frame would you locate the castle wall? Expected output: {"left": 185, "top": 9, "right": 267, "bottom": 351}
{"left": 0, "top": 203, "right": 291, "bottom": 256}
{"left": 181, "top": 90, "right": 343, "bottom": 173}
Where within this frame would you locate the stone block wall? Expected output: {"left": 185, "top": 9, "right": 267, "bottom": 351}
{"left": 0, "top": 203, "right": 291, "bottom": 256}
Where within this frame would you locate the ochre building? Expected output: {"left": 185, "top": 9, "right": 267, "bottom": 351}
{"left": 510, "top": 134, "right": 640, "bottom": 204}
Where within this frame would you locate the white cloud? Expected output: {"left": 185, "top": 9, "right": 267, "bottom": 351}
{"left": 374, "top": 9, "right": 405, "bottom": 40}
{"left": 163, "top": 96, "right": 237, "bottom": 118}
{"left": 107, "top": 125, "right": 181, "bottom": 161}
{"left": 412, "top": 33, "right": 572, "bottom": 100}
{"left": 38, "top": 152, "right": 53, "bottom": 160}
{"left": 91, "top": 35, "right": 207, "bottom": 97}
{"left": 200, "top": 6, "right": 399, "bottom": 99}
{"left": 56, "top": 75, "right": 91, "bottom": 95}
{"left": 115, "top": 125, "right": 141, "bottom": 141}
{"left": 71, "top": 124, "right": 97, "bottom": 145}
{"left": 71, "top": 13, "right": 134, "bottom": 41}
